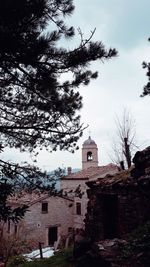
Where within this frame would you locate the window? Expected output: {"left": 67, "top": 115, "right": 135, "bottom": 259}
{"left": 76, "top": 202, "right": 81, "bottom": 215}
{"left": 14, "top": 224, "right": 17, "bottom": 236}
{"left": 87, "top": 151, "right": 93, "bottom": 161}
{"left": 42, "top": 202, "right": 48, "bottom": 213}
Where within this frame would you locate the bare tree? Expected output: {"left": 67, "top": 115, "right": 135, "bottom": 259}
{"left": 111, "top": 109, "right": 138, "bottom": 170}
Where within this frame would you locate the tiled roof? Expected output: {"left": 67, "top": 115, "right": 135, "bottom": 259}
{"left": 8, "top": 192, "right": 73, "bottom": 206}
{"left": 97, "top": 169, "right": 131, "bottom": 186}
{"left": 8, "top": 192, "right": 48, "bottom": 205}
{"left": 86, "top": 167, "right": 136, "bottom": 190}
{"left": 62, "top": 164, "right": 118, "bottom": 180}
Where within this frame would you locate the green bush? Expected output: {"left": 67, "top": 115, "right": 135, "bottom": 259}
{"left": 120, "top": 221, "right": 150, "bottom": 265}
{"left": 7, "top": 255, "right": 27, "bottom": 267}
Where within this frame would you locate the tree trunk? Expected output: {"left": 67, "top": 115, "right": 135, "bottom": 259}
{"left": 124, "top": 138, "right": 131, "bottom": 168}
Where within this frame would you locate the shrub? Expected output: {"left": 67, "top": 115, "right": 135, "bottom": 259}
{"left": 120, "top": 221, "right": 150, "bottom": 266}
{"left": 7, "top": 255, "right": 27, "bottom": 267}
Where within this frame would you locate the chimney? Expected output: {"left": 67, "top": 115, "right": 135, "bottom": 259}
{"left": 67, "top": 167, "right": 72, "bottom": 175}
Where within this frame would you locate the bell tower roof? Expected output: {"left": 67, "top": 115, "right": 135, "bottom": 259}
{"left": 83, "top": 136, "right": 97, "bottom": 146}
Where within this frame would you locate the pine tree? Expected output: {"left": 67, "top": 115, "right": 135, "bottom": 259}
{"left": 0, "top": 0, "right": 117, "bottom": 221}
{"left": 142, "top": 38, "right": 150, "bottom": 96}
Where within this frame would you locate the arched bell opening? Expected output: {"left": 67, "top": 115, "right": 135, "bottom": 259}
{"left": 87, "top": 151, "right": 93, "bottom": 161}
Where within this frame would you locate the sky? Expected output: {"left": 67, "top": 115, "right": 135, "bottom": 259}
{"left": 2, "top": 0, "right": 150, "bottom": 171}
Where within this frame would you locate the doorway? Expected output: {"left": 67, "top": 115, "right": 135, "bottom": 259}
{"left": 102, "top": 194, "right": 118, "bottom": 239}
{"left": 48, "top": 226, "right": 58, "bottom": 246}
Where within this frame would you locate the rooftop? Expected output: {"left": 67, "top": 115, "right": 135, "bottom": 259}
{"left": 62, "top": 164, "right": 118, "bottom": 180}
{"left": 8, "top": 191, "right": 73, "bottom": 206}
{"left": 83, "top": 136, "right": 97, "bottom": 146}
{"left": 86, "top": 166, "right": 150, "bottom": 193}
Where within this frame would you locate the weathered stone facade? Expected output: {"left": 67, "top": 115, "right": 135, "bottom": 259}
{"left": 85, "top": 147, "right": 150, "bottom": 242}
{"left": 4, "top": 194, "right": 74, "bottom": 248}
{"left": 61, "top": 164, "right": 118, "bottom": 230}
{"left": 24, "top": 195, "right": 74, "bottom": 246}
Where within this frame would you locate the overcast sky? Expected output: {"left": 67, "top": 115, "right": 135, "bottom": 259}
{"left": 3, "top": 0, "right": 150, "bottom": 171}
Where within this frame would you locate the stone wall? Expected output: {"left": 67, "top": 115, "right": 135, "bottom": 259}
{"left": 61, "top": 178, "right": 88, "bottom": 229}
{"left": 26, "top": 196, "right": 74, "bottom": 246}
{"left": 85, "top": 172, "right": 150, "bottom": 241}
{"left": 5, "top": 196, "right": 74, "bottom": 248}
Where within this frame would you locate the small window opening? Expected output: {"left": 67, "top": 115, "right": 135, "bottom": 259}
{"left": 42, "top": 202, "right": 48, "bottom": 213}
{"left": 76, "top": 202, "right": 81, "bottom": 215}
{"left": 87, "top": 151, "right": 93, "bottom": 161}
{"left": 14, "top": 224, "right": 17, "bottom": 236}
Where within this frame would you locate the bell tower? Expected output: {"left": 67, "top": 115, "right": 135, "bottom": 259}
{"left": 82, "top": 136, "right": 98, "bottom": 169}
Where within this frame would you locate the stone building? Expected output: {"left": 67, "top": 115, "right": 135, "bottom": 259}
{"left": 85, "top": 146, "right": 150, "bottom": 242}
{"left": 4, "top": 193, "right": 74, "bottom": 248}
{"left": 61, "top": 136, "right": 118, "bottom": 230}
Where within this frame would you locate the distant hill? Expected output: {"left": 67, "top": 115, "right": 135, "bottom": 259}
{"left": 47, "top": 168, "right": 81, "bottom": 190}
